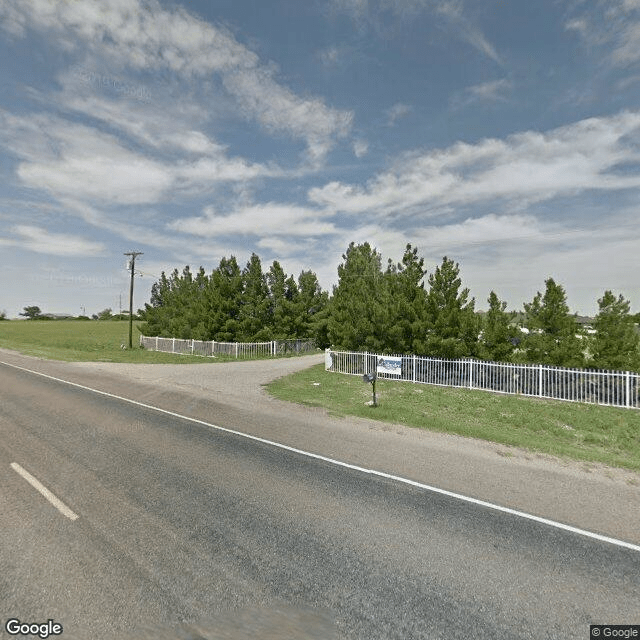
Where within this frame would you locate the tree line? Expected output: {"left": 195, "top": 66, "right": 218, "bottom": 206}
{"left": 138, "top": 242, "right": 640, "bottom": 372}
{"left": 139, "top": 254, "right": 329, "bottom": 344}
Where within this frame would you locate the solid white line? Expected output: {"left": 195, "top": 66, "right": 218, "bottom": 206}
{"left": 2, "top": 359, "right": 639, "bottom": 552}
{"left": 10, "top": 462, "right": 79, "bottom": 521}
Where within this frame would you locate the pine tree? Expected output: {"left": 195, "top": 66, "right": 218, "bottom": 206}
{"left": 522, "top": 278, "right": 584, "bottom": 367}
{"left": 420, "top": 257, "right": 478, "bottom": 357}
{"left": 383, "top": 243, "right": 427, "bottom": 354}
{"left": 238, "top": 253, "right": 271, "bottom": 341}
{"left": 328, "top": 242, "right": 389, "bottom": 352}
{"left": 479, "top": 291, "right": 518, "bottom": 362}
{"left": 207, "top": 256, "right": 243, "bottom": 341}
{"left": 266, "top": 261, "right": 299, "bottom": 338}
{"left": 296, "top": 270, "right": 329, "bottom": 346}
{"left": 591, "top": 291, "right": 640, "bottom": 371}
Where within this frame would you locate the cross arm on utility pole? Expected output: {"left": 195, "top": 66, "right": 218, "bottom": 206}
{"left": 124, "top": 251, "right": 143, "bottom": 349}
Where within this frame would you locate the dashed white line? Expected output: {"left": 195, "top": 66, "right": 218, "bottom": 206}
{"left": 10, "top": 462, "right": 79, "bottom": 521}
{"left": 1, "top": 359, "right": 639, "bottom": 552}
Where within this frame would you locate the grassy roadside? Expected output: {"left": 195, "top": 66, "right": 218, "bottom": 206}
{"left": 0, "top": 320, "right": 321, "bottom": 363}
{"left": 0, "top": 320, "right": 264, "bottom": 364}
{"left": 266, "top": 363, "right": 640, "bottom": 472}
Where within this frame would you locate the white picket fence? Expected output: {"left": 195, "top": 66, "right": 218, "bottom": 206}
{"left": 140, "top": 335, "right": 317, "bottom": 359}
{"left": 325, "top": 349, "right": 640, "bottom": 409}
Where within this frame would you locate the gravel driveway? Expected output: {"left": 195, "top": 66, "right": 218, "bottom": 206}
{"left": 69, "top": 352, "right": 325, "bottom": 404}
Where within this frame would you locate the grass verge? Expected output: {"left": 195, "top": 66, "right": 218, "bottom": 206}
{"left": 0, "top": 320, "right": 284, "bottom": 364}
{"left": 266, "top": 364, "right": 640, "bottom": 472}
{"left": 0, "top": 320, "right": 214, "bottom": 363}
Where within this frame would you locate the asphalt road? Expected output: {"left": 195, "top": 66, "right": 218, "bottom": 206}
{"left": 1, "top": 359, "right": 639, "bottom": 639}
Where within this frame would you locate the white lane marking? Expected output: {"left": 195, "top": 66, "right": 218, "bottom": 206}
{"left": 10, "top": 462, "right": 79, "bottom": 521}
{"left": 2, "top": 359, "right": 639, "bottom": 553}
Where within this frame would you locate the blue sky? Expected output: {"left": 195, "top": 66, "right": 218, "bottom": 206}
{"left": 1, "top": 0, "right": 639, "bottom": 319}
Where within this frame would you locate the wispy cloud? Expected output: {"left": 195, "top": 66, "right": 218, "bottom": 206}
{"left": 168, "top": 202, "right": 338, "bottom": 238}
{"left": 451, "top": 78, "right": 512, "bottom": 109}
{"left": 566, "top": 0, "right": 640, "bottom": 68}
{"left": 353, "top": 139, "right": 369, "bottom": 157}
{"left": 0, "top": 0, "right": 352, "bottom": 163}
{"left": 7, "top": 225, "right": 107, "bottom": 257}
{"left": 328, "top": 0, "right": 500, "bottom": 63}
{"left": 386, "top": 102, "right": 412, "bottom": 126}
{"left": 309, "top": 110, "right": 640, "bottom": 216}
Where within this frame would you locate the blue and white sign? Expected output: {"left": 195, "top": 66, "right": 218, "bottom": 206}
{"left": 376, "top": 356, "right": 402, "bottom": 376}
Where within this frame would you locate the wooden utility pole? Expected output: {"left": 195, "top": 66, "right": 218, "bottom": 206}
{"left": 124, "top": 251, "right": 143, "bottom": 349}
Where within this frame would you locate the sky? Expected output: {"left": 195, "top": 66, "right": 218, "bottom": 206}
{"left": 0, "top": 0, "right": 639, "bottom": 319}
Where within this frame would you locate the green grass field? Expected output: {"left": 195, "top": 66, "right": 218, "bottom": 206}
{"left": 0, "top": 320, "right": 214, "bottom": 363}
{"left": 266, "top": 364, "right": 640, "bottom": 473}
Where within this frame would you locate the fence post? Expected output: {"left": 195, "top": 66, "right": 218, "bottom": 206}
{"left": 469, "top": 359, "right": 474, "bottom": 389}
{"left": 172, "top": 337, "right": 176, "bottom": 354}
{"left": 538, "top": 364, "right": 543, "bottom": 397}
{"left": 272, "top": 340, "right": 276, "bottom": 357}
{"left": 363, "top": 351, "right": 368, "bottom": 374}
{"left": 191, "top": 339, "right": 194, "bottom": 355}
{"left": 155, "top": 336, "right": 158, "bottom": 351}
{"left": 626, "top": 371, "right": 630, "bottom": 408}
{"left": 235, "top": 342, "right": 238, "bottom": 358}
{"left": 412, "top": 354, "right": 416, "bottom": 383}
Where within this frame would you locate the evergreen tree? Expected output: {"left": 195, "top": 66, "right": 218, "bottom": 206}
{"left": 207, "top": 256, "right": 243, "bottom": 341}
{"left": 296, "top": 270, "right": 329, "bottom": 346}
{"left": 238, "top": 253, "right": 270, "bottom": 340}
{"left": 420, "top": 257, "right": 478, "bottom": 357}
{"left": 328, "top": 242, "right": 389, "bottom": 352}
{"left": 266, "top": 261, "right": 299, "bottom": 338}
{"left": 522, "top": 278, "right": 584, "bottom": 367}
{"left": 139, "top": 270, "right": 176, "bottom": 337}
{"left": 167, "top": 266, "right": 197, "bottom": 339}
{"left": 383, "top": 243, "right": 428, "bottom": 354}
{"left": 590, "top": 291, "right": 640, "bottom": 371}
{"left": 188, "top": 266, "right": 209, "bottom": 340}
{"left": 479, "top": 291, "right": 518, "bottom": 362}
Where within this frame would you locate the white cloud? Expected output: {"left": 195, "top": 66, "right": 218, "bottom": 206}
{"left": 0, "top": 0, "right": 352, "bottom": 161}
{"left": 566, "top": 0, "right": 640, "bottom": 68}
{"left": 319, "top": 45, "right": 350, "bottom": 67}
{"left": 450, "top": 78, "right": 512, "bottom": 109}
{"left": 0, "top": 108, "right": 279, "bottom": 206}
{"left": 353, "top": 139, "right": 369, "bottom": 157}
{"left": 611, "top": 22, "right": 640, "bottom": 65}
{"left": 9, "top": 225, "right": 106, "bottom": 256}
{"left": 4, "top": 115, "right": 174, "bottom": 205}
{"left": 309, "top": 110, "right": 640, "bottom": 217}
{"left": 328, "top": 0, "right": 500, "bottom": 63}
{"left": 169, "top": 202, "right": 338, "bottom": 238}
{"left": 222, "top": 67, "right": 353, "bottom": 164}
{"left": 466, "top": 78, "right": 511, "bottom": 101}
{"left": 386, "top": 102, "right": 412, "bottom": 125}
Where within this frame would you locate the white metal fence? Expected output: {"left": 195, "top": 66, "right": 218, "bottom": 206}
{"left": 325, "top": 349, "right": 640, "bottom": 409}
{"left": 140, "top": 335, "right": 317, "bottom": 359}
